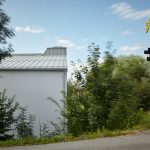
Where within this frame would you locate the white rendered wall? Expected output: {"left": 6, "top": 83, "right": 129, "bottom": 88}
{"left": 0, "top": 70, "right": 66, "bottom": 136}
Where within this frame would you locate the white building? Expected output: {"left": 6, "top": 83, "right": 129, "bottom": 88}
{"left": 0, "top": 47, "right": 67, "bottom": 136}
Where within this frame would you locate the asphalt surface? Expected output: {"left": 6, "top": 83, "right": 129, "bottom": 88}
{"left": 1, "top": 131, "right": 150, "bottom": 150}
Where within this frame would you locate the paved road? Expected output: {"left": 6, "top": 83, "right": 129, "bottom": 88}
{"left": 1, "top": 131, "right": 150, "bottom": 150}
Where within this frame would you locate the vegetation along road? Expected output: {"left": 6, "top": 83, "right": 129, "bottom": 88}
{"left": 1, "top": 131, "right": 150, "bottom": 150}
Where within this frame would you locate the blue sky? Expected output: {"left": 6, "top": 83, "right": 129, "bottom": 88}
{"left": 3, "top": 0, "right": 150, "bottom": 76}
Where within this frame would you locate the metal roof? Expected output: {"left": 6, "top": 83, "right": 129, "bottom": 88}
{"left": 0, "top": 47, "right": 67, "bottom": 71}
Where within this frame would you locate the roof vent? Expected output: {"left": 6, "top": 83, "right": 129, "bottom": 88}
{"left": 44, "top": 47, "right": 67, "bottom": 56}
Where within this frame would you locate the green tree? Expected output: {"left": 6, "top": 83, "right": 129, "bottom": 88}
{"left": 67, "top": 42, "right": 116, "bottom": 132}
{"left": 106, "top": 78, "right": 139, "bottom": 129}
{"left": 67, "top": 80, "right": 89, "bottom": 136}
{"left": 112, "top": 56, "right": 150, "bottom": 110}
{"left": 86, "top": 42, "right": 116, "bottom": 130}
{"left": 139, "top": 78, "right": 150, "bottom": 110}
{"left": 66, "top": 43, "right": 150, "bottom": 135}
{"left": 86, "top": 43, "right": 102, "bottom": 130}
{"left": 0, "top": 90, "right": 19, "bottom": 140}
{"left": 106, "top": 55, "right": 150, "bottom": 129}
{"left": 16, "top": 106, "right": 35, "bottom": 138}
{"left": 0, "top": 0, "right": 14, "bottom": 62}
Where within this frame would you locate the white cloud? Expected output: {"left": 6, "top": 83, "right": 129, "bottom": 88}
{"left": 111, "top": 2, "right": 150, "bottom": 20}
{"left": 120, "top": 30, "right": 134, "bottom": 35}
{"left": 75, "top": 45, "right": 87, "bottom": 50}
{"left": 54, "top": 37, "right": 89, "bottom": 50}
{"left": 56, "top": 39, "right": 75, "bottom": 48}
{"left": 14, "top": 26, "right": 45, "bottom": 33}
{"left": 119, "top": 44, "right": 142, "bottom": 54}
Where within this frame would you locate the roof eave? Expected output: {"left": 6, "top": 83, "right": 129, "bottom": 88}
{"left": 0, "top": 68, "right": 68, "bottom": 71}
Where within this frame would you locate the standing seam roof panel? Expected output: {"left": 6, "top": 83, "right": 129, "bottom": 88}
{"left": 0, "top": 47, "right": 67, "bottom": 70}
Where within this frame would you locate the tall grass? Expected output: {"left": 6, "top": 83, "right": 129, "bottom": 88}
{"left": 0, "top": 111, "right": 150, "bottom": 148}
{"left": 0, "top": 129, "right": 139, "bottom": 147}
{"left": 134, "top": 111, "right": 150, "bottom": 130}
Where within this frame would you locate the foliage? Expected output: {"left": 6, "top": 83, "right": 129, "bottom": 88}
{"left": 39, "top": 122, "right": 50, "bottom": 138}
{"left": 48, "top": 95, "right": 67, "bottom": 136}
{"left": 134, "top": 110, "right": 150, "bottom": 129}
{"left": 67, "top": 81, "right": 89, "bottom": 136}
{"left": 87, "top": 42, "right": 116, "bottom": 130}
{"left": 16, "top": 106, "right": 36, "bottom": 138}
{"left": 0, "top": 0, "right": 14, "bottom": 62}
{"left": 0, "top": 90, "right": 19, "bottom": 140}
{"left": 66, "top": 42, "right": 150, "bottom": 135}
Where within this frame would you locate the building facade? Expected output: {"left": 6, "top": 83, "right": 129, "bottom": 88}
{"left": 0, "top": 47, "right": 67, "bottom": 136}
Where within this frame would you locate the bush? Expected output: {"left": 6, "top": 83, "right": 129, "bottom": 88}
{"left": 0, "top": 90, "right": 19, "bottom": 140}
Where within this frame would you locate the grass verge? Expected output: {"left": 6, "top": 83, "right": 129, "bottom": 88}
{"left": 0, "top": 129, "right": 144, "bottom": 147}
{"left": 0, "top": 111, "right": 150, "bottom": 147}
